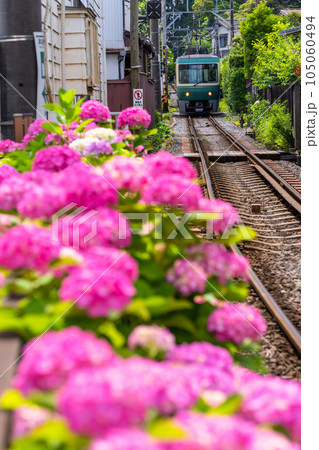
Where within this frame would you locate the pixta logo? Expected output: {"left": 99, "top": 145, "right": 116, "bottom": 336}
{"left": 52, "top": 203, "right": 98, "bottom": 250}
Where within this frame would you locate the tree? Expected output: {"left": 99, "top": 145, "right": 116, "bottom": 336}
{"left": 240, "top": 1, "right": 282, "bottom": 78}
{"left": 252, "top": 28, "right": 301, "bottom": 89}
{"left": 220, "top": 37, "right": 246, "bottom": 113}
{"left": 235, "top": 0, "right": 255, "bottom": 18}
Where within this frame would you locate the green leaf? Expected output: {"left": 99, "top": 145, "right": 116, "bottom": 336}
{"left": 125, "top": 299, "right": 151, "bottom": 321}
{"left": 208, "top": 394, "right": 243, "bottom": 415}
{"left": 1, "top": 389, "right": 27, "bottom": 410}
{"left": 0, "top": 310, "right": 28, "bottom": 338}
{"left": 75, "top": 118, "right": 94, "bottom": 133}
{"left": 29, "top": 392, "right": 56, "bottom": 412}
{"left": 148, "top": 418, "right": 185, "bottom": 439}
{"left": 235, "top": 353, "right": 268, "bottom": 374}
{"left": 23, "top": 314, "right": 58, "bottom": 336}
{"left": 11, "top": 419, "right": 90, "bottom": 449}
{"left": 139, "top": 260, "right": 165, "bottom": 281}
{"left": 44, "top": 103, "right": 64, "bottom": 115}
{"left": 217, "top": 225, "right": 257, "bottom": 246}
{"left": 135, "top": 278, "right": 154, "bottom": 297}
{"left": 41, "top": 122, "right": 63, "bottom": 135}
{"left": 158, "top": 314, "right": 197, "bottom": 334}
{"left": 59, "top": 88, "right": 75, "bottom": 108}
{"left": 143, "top": 296, "right": 193, "bottom": 317}
{"left": 99, "top": 321, "right": 125, "bottom": 348}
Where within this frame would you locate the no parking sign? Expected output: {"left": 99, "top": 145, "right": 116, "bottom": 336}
{"left": 133, "top": 89, "right": 144, "bottom": 108}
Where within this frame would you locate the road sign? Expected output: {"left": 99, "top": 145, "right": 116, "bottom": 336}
{"left": 133, "top": 89, "right": 144, "bottom": 108}
{"left": 147, "top": 1, "right": 161, "bottom": 19}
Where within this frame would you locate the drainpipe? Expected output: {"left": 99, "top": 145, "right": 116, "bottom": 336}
{"left": 101, "top": 0, "right": 107, "bottom": 103}
{"left": 61, "top": 0, "right": 66, "bottom": 90}
{"left": 43, "top": 0, "right": 53, "bottom": 103}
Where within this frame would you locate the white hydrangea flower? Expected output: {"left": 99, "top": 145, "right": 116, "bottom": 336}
{"left": 70, "top": 137, "right": 100, "bottom": 153}
{"left": 85, "top": 127, "right": 117, "bottom": 143}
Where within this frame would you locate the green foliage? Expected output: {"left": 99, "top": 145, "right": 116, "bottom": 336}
{"left": 252, "top": 31, "right": 301, "bottom": 89}
{"left": 167, "top": 48, "right": 176, "bottom": 82}
{"left": 248, "top": 99, "right": 294, "bottom": 150}
{"left": 240, "top": 2, "right": 283, "bottom": 78}
{"left": 220, "top": 41, "right": 246, "bottom": 114}
{"left": 45, "top": 89, "right": 86, "bottom": 126}
{"left": 235, "top": 0, "right": 255, "bottom": 19}
{"left": 149, "top": 111, "right": 172, "bottom": 151}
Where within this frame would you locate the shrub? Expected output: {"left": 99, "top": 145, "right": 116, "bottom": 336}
{"left": 248, "top": 99, "right": 294, "bottom": 150}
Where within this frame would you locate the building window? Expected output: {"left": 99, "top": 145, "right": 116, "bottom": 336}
{"left": 220, "top": 34, "right": 228, "bottom": 48}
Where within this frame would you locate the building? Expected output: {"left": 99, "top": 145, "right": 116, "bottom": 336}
{"left": 0, "top": 0, "right": 156, "bottom": 140}
{"left": 211, "top": 17, "right": 240, "bottom": 58}
{"left": 42, "top": 0, "right": 105, "bottom": 105}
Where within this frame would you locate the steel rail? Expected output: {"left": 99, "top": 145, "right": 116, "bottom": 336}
{"left": 188, "top": 116, "right": 301, "bottom": 355}
{"left": 209, "top": 116, "right": 301, "bottom": 213}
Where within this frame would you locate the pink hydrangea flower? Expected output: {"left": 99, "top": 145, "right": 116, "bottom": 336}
{"left": 17, "top": 183, "right": 67, "bottom": 219}
{"left": 55, "top": 163, "right": 118, "bottom": 209}
{"left": 166, "top": 259, "right": 207, "bottom": 296}
{"left": 117, "top": 107, "right": 151, "bottom": 128}
{"left": 237, "top": 371, "right": 301, "bottom": 442}
{"left": 59, "top": 246, "right": 137, "bottom": 317}
{"left": 0, "top": 224, "right": 61, "bottom": 271}
{"left": 141, "top": 174, "right": 203, "bottom": 211}
{"left": 0, "top": 164, "right": 18, "bottom": 184}
{"left": 59, "top": 265, "right": 136, "bottom": 317}
{"left": 186, "top": 243, "right": 250, "bottom": 283}
{"left": 167, "top": 342, "right": 233, "bottom": 373}
{"left": 90, "top": 429, "right": 161, "bottom": 450}
{"left": 13, "top": 407, "right": 51, "bottom": 438}
{"left": 250, "top": 429, "right": 301, "bottom": 450}
{"left": 128, "top": 325, "right": 176, "bottom": 355}
{"left": 53, "top": 207, "right": 131, "bottom": 250}
{"left": 114, "top": 129, "right": 135, "bottom": 143}
{"left": 13, "top": 327, "right": 115, "bottom": 395}
{"left": 207, "top": 303, "right": 268, "bottom": 345}
{"left": 80, "top": 99, "right": 111, "bottom": 122}
{"left": 0, "top": 214, "right": 20, "bottom": 236}
{"left": 170, "top": 412, "right": 300, "bottom": 450}
{"left": 32, "top": 145, "right": 82, "bottom": 172}
{"left": 198, "top": 198, "right": 240, "bottom": 234}
{"left": 44, "top": 121, "right": 80, "bottom": 146}
{"left": 0, "top": 176, "right": 33, "bottom": 210}
{"left": 22, "top": 119, "right": 47, "bottom": 146}
{"left": 103, "top": 156, "right": 147, "bottom": 191}
{"left": 58, "top": 364, "right": 152, "bottom": 436}
{"left": 145, "top": 151, "right": 197, "bottom": 180}
{"left": 166, "top": 343, "right": 235, "bottom": 397}
{"left": 0, "top": 139, "right": 24, "bottom": 153}
{"left": 83, "top": 246, "right": 138, "bottom": 281}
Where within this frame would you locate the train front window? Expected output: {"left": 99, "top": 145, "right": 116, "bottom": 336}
{"left": 179, "top": 64, "right": 218, "bottom": 84}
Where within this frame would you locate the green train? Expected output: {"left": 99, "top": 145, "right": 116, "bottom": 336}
{"left": 176, "top": 54, "right": 220, "bottom": 114}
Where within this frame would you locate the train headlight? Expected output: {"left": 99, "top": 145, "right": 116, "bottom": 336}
{"left": 208, "top": 92, "right": 212, "bottom": 96}
{"left": 185, "top": 92, "right": 190, "bottom": 97}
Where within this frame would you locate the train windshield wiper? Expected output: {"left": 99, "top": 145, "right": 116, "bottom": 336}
{"left": 193, "top": 82, "right": 201, "bottom": 86}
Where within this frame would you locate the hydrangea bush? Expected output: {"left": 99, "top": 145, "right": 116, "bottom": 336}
{"left": 0, "top": 89, "right": 300, "bottom": 449}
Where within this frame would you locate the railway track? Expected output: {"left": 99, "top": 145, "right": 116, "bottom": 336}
{"left": 187, "top": 115, "right": 301, "bottom": 377}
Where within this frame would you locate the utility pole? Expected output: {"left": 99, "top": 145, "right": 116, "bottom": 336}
{"left": 162, "top": 0, "right": 169, "bottom": 112}
{"left": 230, "top": 0, "right": 234, "bottom": 42}
{"left": 214, "top": 0, "right": 219, "bottom": 57}
{"left": 150, "top": 0, "right": 162, "bottom": 113}
{"left": 130, "top": 0, "right": 140, "bottom": 99}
